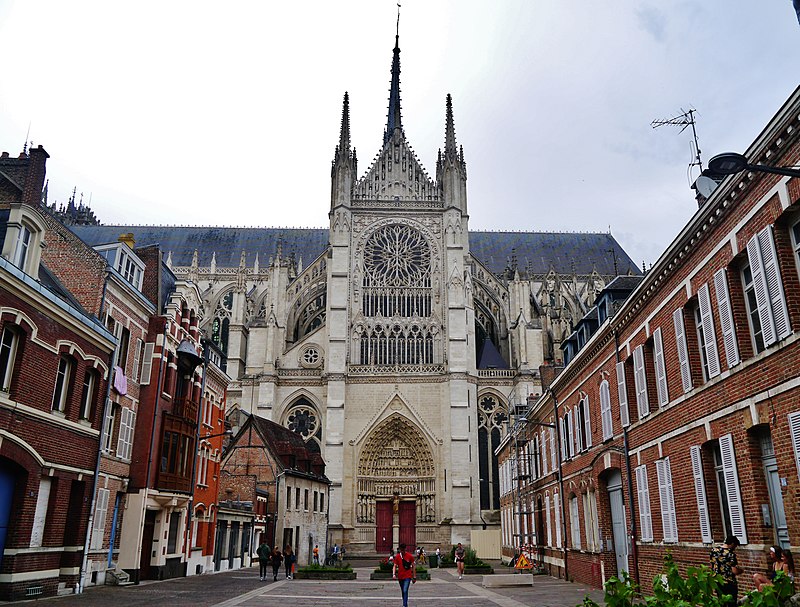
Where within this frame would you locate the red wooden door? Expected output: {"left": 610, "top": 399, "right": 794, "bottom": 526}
{"left": 376, "top": 501, "right": 392, "bottom": 553}
{"left": 399, "top": 501, "right": 416, "bottom": 550}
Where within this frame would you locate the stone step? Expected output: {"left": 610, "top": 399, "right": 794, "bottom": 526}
{"left": 482, "top": 573, "right": 535, "bottom": 587}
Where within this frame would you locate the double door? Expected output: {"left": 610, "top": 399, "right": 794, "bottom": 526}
{"left": 376, "top": 500, "right": 416, "bottom": 552}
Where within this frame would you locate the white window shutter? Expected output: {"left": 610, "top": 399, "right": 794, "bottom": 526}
{"left": 583, "top": 397, "right": 592, "bottom": 448}
{"left": 714, "top": 269, "right": 740, "bottom": 368}
{"left": 554, "top": 492, "right": 562, "bottom": 548}
{"left": 541, "top": 429, "right": 548, "bottom": 475}
{"left": 719, "top": 434, "right": 747, "bottom": 544}
{"left": 92, "top": 488, "right": 110, "bottom": 550}
{"left": 616, "top": 361, "right": 630, "bottom": 427}
{"left": 600, "top": 381, "right": 613, "bottom": 440}
{"left": 758, "top": 226, "right": 791, "bottom": 341}
{"left": 545, "top": 494, "right": 552, "bottom": 546}
{"left": 690, "top": 446, "right": 712, "bottom": 543}
{"left": 635, "top": 464, "right": 653, "bottom": 542}
{"left": 139, "top": 342, "right": 155, "bottom": 385}
{"left": 633, "top": 345, "right": 649, "bottom": 418}
{"left": 655, "top": 458, "right": 678, "bottom": 543}
{"left": 560, "top": 417, "right": 567, "bottom": 460}
{"left": 789, "top": 411, "right": 800, "bottom": 484}
{"left": 132, "top": 338, "right": 142, "bottom": 382}
{"left": 673, "top": 308, "right": 693, "bottom": 392}
{"left": 550, "top": 427, "right": 557, "bottom": 471}
{"left": 653, "top": 328, "right": 669, "bottom": 407}
{"left": 567, "top": 411, "right": 575, "bottom": 457}
{"left": 698, "top": 284, "right": 721, "bottom": 378}
{"left": 747, "top": 234, "right": 777, "bottom": 347}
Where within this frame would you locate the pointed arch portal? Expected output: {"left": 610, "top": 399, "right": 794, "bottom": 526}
{"left": 356, "top": 414, "right": 436, "bottom": 551}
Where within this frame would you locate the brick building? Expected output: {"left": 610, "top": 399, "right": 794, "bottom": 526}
{"left": 499, "top": 85, "right": 800, "bottom": 593}
{"left": 0, "top": 147, "right": 116, "bottom": 600}
{"left": 220, "top": 414, "right": 329, "bottom": 569}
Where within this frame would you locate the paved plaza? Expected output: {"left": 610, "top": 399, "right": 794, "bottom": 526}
{"left": 29, "top": 566, "right": 604, "bottom": 607}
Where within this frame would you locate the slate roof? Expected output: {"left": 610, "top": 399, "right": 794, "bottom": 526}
{"left": 70, "top": 225, "right": 640, "bottom": 277}
{"left": 248, "top": 415, "right": 329, "bottom": 482}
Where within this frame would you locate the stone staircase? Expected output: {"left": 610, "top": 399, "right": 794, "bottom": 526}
{"left": 106, "top": 568, "right": 135, "bottom": 586}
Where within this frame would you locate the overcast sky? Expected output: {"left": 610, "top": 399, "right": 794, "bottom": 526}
{"left": 0, "top": 1, "right": 798, "bottom": 268}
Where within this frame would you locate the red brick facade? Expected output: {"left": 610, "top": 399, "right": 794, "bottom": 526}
{"left": 500, "top": 86, "right": 800, "bottom": 595}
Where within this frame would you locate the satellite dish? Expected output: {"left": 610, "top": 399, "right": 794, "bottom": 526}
{"left": 695, "top": 175, "right": 718, "bottom": 198}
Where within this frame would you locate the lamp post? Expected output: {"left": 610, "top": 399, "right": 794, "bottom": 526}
{"left": 708, "top": 152, "right": 800, "bottom": 179}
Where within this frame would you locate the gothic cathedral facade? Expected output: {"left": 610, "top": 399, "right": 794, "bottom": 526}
{"left": 74, "top": 36, "right": 638, "bottom": 554}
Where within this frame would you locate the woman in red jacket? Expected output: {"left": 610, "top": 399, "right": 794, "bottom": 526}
{"left": 392, "top": 543, "right": 417, "bottom": 607}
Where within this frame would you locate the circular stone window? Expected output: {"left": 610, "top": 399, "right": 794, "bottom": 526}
{"left": 300, "top": 345, "right": 322, "bottom": 368}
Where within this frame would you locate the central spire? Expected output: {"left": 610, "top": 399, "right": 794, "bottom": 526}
{"left": 384, "top": 16, "right": 403, "bottom": 145}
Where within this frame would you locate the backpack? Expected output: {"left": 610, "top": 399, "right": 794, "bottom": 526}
{"left": 402, "top": 553, "right": 413, "bottom": 570}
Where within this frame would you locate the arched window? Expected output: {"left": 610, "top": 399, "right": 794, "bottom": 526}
{"left": 478, "top": 394, "right": 507, "bottom": 510}
{"left": 211, "top": 291, "right": 233, "bottom": 356}
{"left": 283, "top": 398, "right": 321, "bottom": 452}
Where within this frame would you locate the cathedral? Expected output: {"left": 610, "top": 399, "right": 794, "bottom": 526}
{"left": 73, "top": 34, "right": 638, "bottom": 554}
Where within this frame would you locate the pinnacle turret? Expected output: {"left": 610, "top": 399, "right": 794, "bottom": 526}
{"left": 338, "top": 92, "right": 351, "bottom": 157}
{"left": 444, "top": 93, "right": 457, "bottom": 156}
{"left": 384, "top": 34, "right": 403, "bottom": 144}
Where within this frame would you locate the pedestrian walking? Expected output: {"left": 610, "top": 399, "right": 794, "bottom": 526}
{"left": 284, "top": 545, "right": 295, "bottom": 579}
{"left": 313, "top": 544, "right": 320, "bottom": 565}
{"left": 710, "top": 535, "right": 743, "bottom": 607}
{"left": 256, "top": 538, "right": 270, "bottom": 581}
{"left": 454, "top": 542, "right": 466, "bottom": 580}
{"left": 270, "top": 546, "right": 283, "bottom": 582}
{"left": 435, "top": 546, "right": 441, "bottom": 568}
{"left": 392, "top": 542, "right": 417, "bottom": 607}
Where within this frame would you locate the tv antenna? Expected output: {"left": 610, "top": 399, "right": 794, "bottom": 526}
{"left": 651, "top": 107, "right": 703, "bottom": 182}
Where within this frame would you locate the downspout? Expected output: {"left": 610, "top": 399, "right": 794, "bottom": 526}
{"left": 549, "top": 387, "right": 568, "bottom": 582}
{"left": 134, "top": 320, "right": 170, "bottom": 582}
{"left": 614, "top": 329, "right": 640, "bottom": 587}
{"left": 78, "top": 270, "right": 116, "bottom": 593}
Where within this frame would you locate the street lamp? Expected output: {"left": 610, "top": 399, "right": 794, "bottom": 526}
{"left": 708, "top": 152, "right": 800, "bottom": 179}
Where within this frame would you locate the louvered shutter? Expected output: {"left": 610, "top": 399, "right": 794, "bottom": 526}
{"left": 653, "top": 328, "right": 669, "bottom": 406}
{"left": 132, "top": 338, "right": 142, "bottom": 382}
{"left": 719, "top": 434, "right": 747, "bottom": 544}
{"left": 714, "top": 269, "right": 740, "bottom": 368}
{"left": 655, "top": 458, "right": 678, "bottom": 543}
{"left": 92, "top": 488, "right": 110, "bottom": 550}
{"left": 758, "top": 226, "right": 791, "bottom": 341}
{"left": 559, "top": 416, "right": 567, "bottom": 460}
{"left": 550, "top": 427, "right": 557, "bottom": 470}
{"left": 633, "top": 345, "right": 649, "bottom": 418}
{"left": 583, "top": 397, "right": 592, "bottom": 448}
{"left": 139, "top": 342, "right": 155, "bottom": 385}
{"left": 635, "top": 464, "right": 653, "bottom": 541}
{"left": 790, "top": 411, "right": 800, "bottom": 484}
{"left": 554, "top": 492, "right": 562, "bottom": 548}
{"left": 747, "top": 234, "right": 777, "bottom": 347}
{"left": 673, "top": 308, "right": 693, "bottom": 392}
{"left": 541, "top": 429, "right": 548, "bottom": 475}
{"left": 545, "top": 494, "right": 552, "bottom": 546}
{"left": 616, "top": 361, "right": 630, "bottom": 426}
{"left": 698, "top": 284, "right": 721, "bottom": 378}
{"left": 690, "top": 446, "right": 712, "bottom": 543}
{"left": 600, "top": 381, "right": 613, "bottom": 440}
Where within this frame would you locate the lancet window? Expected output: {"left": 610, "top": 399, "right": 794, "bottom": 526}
{"left": 478, "top": 394, "right": 507, "bottom": 511}
{"left": 211, "top": 291, "right": 233, "bottom": 356}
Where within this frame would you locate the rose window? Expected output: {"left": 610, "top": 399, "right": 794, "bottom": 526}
{"left": 286, "top": 406, "right": 318, "bottom": 440}
{"left": 363, "top": 224, "right": 431, "bottom": 288}
{"left": 301, "top": 346, "right": 321, "bottom": 368}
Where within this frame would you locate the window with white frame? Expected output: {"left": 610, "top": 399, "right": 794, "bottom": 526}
{"left": 635, "top": 464, "right": 653, "bottom": 542}
{"left": 599, "top": 379, "right": 613, "bottom": 440}
{"left": 633, "top": 345, "right": 650, "bottom": 419}
{"left": 715, "top": 435, "right": 747, "bottom": 544}
{"left": 655, "top": 457, "right": 678, "bottom": 543}
{"left": 554, "top": 491, "right": 562, "bottom": 548}
{"left": 673, "top": 308, "right": 693, "bottom": 392}
{"left": 102, "top": 402, "right": 116, "bottom": 453}
{"left": 540, "top": 429, "right": 548, "bottom": 475}
{"left": 616, "top": 360, "right": 631, "bottom": 427}
{"left": 745, "top": 225, "right": 791, "bottom": 350}
{"left": 689, "top": 445, "right": 712, "bottom": 543}
{"left": 52, "top": 355, "right": 74, "bottom": 412}
{"left": 0, "top": 324, "right": 21, "bottom": 392}
{"left": 714, "top": 269, "right": 740, "bottom": 368}
{"left": 79, "top": 368, "right": 98, "bottom": 420}
{"left": 549, "top": 426, "right": 557, "bottom": 471}
{"left": 116, "top": 407, "right": 135, "bottom": 460}
{"left": 132, "top": 338, "right": 144, "bottom": 383}
{"left": 741, "top": 264, "right": 766, "bottom": 354}
{"left": 576, "top": 396, "right": 592, "bottom": 451}
{"left": 11, "top": 224, "right": 31, "bottom": 270}
{"left": 583, "top": 491, "right": 601, "bottom": 552}
{"left": 569, "top": 495, "right": 581, "bottom": 549}
{"left": 789, "top": 411, "right": 800, "bottom": 486}
{"left": 652, "top": 328, "right": 669, "bottom": 407}
{"left": 545, "top": 493, "right": 552, "bottom": 546}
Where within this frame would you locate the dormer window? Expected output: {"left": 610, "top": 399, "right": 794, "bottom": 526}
{"left": 94, "top": 243, "right": 145, "bottom": 291}
{"left": 1, "top": 203, "right": 46, "bottom": 277}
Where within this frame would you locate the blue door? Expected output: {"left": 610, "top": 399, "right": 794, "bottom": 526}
{"left": 0, "top": 466, "right": 16, "bottom": 570}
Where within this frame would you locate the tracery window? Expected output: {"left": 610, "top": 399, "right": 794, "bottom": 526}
{"left": 358, "top": 224, "right": 437, "bottom": 365}
{"left": 283, "top": 398, "right": 321, "bottom": 452}
{"left": 478, "top": 394, "right": 507, "bottom": 510}
{"left": 294, "top": 292, "right": 326, "bottom": 341}
{"left": 211, "top": 291, "right": 233, "bottom": 356}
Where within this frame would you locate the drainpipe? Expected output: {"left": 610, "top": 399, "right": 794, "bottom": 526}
{"left": 613, "top": 329, "right": 640, "bottom": 587}
{"left": 78, "top": 335, "right": 117, "bottom": 593}
{"left": 549, "top": 387, "right": 568, "bottom": 582}
{"left": 133, "top": 320, "right": 170, "bottom": 582}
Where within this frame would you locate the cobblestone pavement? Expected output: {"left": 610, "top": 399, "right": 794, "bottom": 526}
{"left": 19, "top": 566, "right": 604, "bottom": 607}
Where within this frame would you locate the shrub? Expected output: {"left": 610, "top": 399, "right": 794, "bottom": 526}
{"left": 298, "top": 563, "right": 353, "bottom": 573}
